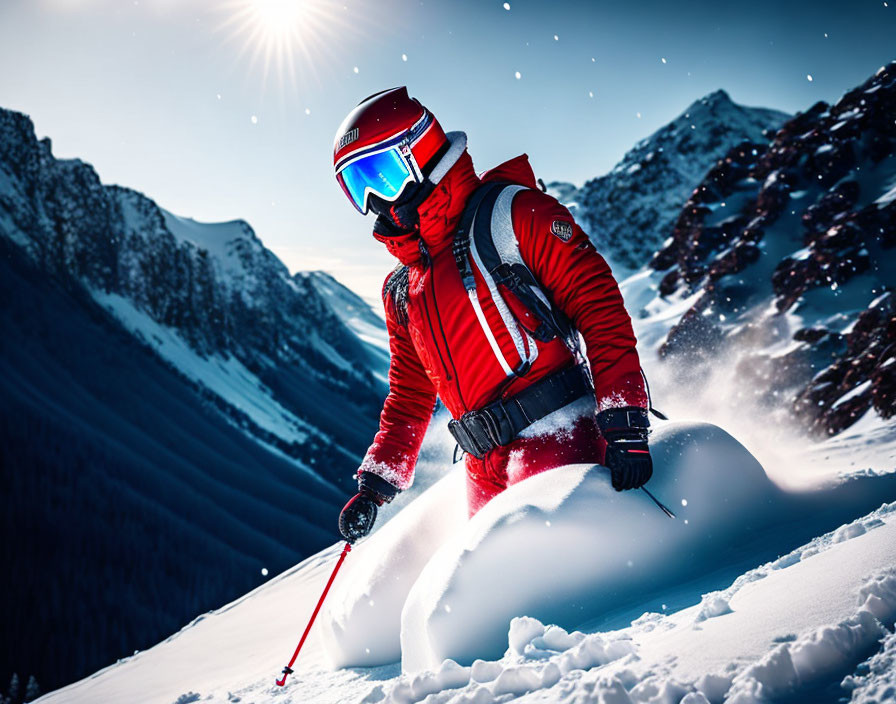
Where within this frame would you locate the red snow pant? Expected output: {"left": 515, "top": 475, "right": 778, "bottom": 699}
{"left": 464, "top": 413, "right": 606, "bottom": 516}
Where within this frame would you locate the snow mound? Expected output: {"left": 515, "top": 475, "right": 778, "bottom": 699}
{"left": 725, "top": 568, "right": 896, "bottom": 703}
{"left": 320, "top": 470, "right": 467, "bottom": 667}
{"left": 375, "top": 503, "right": 896, "bottom": 704}
{"left": 845, "top": 628, "right": 896, "bottom": 703}
{"left": 399, "top": 421, "right": 773, "bottom": 672}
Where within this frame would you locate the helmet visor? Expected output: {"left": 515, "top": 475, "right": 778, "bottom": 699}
{"left": 336, "top": 145, "right": 417, "bottom": 214}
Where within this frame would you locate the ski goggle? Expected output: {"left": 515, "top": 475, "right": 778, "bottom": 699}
{"left": 335, "top": 113, "right": 432, "bottom": 214}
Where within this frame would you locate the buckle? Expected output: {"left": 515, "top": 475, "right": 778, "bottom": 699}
{"left": 480, "top": 404, "right": 517, "bottom": 446}
{"left": 448, "top": 417, "right": 490, "bottom": 459}
{"left": 492, "top": 262, "right": 520, "bottom": 290}
{"left": 625, "top": 409, "right": 642, "bottom": 428}
{"left": 597, "top": 406, "right": 649, "bottom": 434}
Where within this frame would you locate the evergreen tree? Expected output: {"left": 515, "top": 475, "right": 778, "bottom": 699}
{"left": 7, "top": 674, "right": 19, "bottom": 703}
{"left": 24, "top": 677, "right": 39, "bottom": 703}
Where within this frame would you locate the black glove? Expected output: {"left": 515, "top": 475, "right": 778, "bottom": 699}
{"left": 597, "top": 407, "right": 653, "bottom": 492}
{"left": 338, "top": 472, "right": 399, "bottom": 543}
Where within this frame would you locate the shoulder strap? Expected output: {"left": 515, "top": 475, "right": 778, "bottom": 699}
{"left": 465, "top": 184, "right": 574, "bottom": 345}
{"left": 452, "top": 182, "right": 505, "bottom": 291}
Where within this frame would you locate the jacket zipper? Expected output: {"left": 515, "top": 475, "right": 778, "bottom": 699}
{"left": 423, "top": 265, "right": 468, "bottom": 412}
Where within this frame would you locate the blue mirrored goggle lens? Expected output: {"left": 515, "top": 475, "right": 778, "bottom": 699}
{"left": 339, "top": 147, "right": 413, "bottom": 212}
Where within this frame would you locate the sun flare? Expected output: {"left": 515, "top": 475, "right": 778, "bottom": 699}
{"left": 218, "top": 0, "right": 347, "bottom": 92}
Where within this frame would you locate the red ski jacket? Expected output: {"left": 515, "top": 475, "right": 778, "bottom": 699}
{"left": 359, "top": 138, "right": 647, "bottom": 491}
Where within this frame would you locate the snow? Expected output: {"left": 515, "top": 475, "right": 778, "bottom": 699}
{"left": 41, "top": 406, "right": 893, "bottom": 704}
{"left": 876, "top": 178, "right": 896, "bottom": 206}
{"left": 90, "top": 289, "right": 325, "bottom": 464}
{"left": 333, "top": 422, "right": 769, "bottom": 675}
{"left": 396, "top": 420, "right": 895, "bottom": 676}
{"left": 517, "top": 396, "right": 595, "bottom": 439}
{"left": 300, "top": 271, "right": 388, "bottom": 350}
{"left": 845, "top": 629, "right": 896, "bottom": 702}
{"left": 158, "top": 210, "right": 292, "bottom": 303}
{"left": 319, "top": 469, "right": 467, "bottom": 667}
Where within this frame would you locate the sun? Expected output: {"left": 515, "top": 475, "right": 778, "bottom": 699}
{"left": 218, "top": 0, "right": 349, "bottom": 93}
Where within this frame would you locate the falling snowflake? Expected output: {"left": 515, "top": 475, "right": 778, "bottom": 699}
{"left": 261, "top": 567, "right": 268, "bottom": 576}
{"left": 553, "top": 34, "right": 559, "bottom": 41}
{"left": 807, "top": 74, "right": 813, "bottom": 81}
{"left": 661, "top": 57, "right": 667, "bottom": 64}
{"left": 401, "top": 53, "right": 408, "bottom": 62}
{"left": 503, "top": 1, "right": 510, "bottom": 9}
{"left": 514, "top": 71, "right": 521, "bottom": 80}
{"left": 250, "top": 115, "right": 258, "bottom": 124}
{"left": 216, "top": 93, "right": 221, "bottom": 100}
{"left": 636, "top": 112, "right": 642, "bottom": 118}
{"left": 304, "top": 107, "right": 311, "bottom": 115}
{"left": 681, "top": 499, "right": 688, "bottom": 507}
{"left": 588, "top": 91, "right": 594, "bottom": 98}
{"left": 591, "top": 57, "right": 595, "bottom": 62}
{"left": 353, "top": 66, "right": 359, "bottom": 74}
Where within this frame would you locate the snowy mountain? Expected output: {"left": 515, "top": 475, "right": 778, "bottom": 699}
{"left": 549, "top": 90, "right": 788, "bottom": 271}
{"left": 297, "top": 270, "right": 390, "bottom": 381}
{"left": 0, "top": 107, "right": 387, "bottom": 694}
{"left": 633, "top": 61, "right": 896, "bottom": 439}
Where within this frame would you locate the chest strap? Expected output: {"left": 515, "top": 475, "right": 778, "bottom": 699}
{"left": 448, "top": 365, "right": 591, "bottom": 459}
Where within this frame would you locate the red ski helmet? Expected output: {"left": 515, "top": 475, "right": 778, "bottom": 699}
{"left": 333, "top": 87, "right": 448, "bottom": 214}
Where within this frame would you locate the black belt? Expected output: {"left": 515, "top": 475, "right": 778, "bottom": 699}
{"left": 448, "top": 366, "right": 591, "bottom": 459}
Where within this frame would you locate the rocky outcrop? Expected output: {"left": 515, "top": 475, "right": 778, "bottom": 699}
{"left": 650, "top": 62, "right": 896, "bottom": 436}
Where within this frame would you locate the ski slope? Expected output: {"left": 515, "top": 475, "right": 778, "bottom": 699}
{"left": 38, "top": 418, "right": 896, "bottom": 704}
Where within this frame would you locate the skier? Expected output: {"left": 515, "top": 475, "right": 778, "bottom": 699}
{"left": 335, "top": 88, "right": 653, "bottom": 543}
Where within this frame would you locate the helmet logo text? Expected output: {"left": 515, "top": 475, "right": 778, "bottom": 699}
{"left": 338, "top": 128, "right": 359, "bottom": 150}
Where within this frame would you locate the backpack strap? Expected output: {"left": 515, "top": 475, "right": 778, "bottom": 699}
{"left": 452, "top": 183, "right": 497, "bottom": 290}
{"left": 452, "top": 182, "right": 575, "bottom": 378}
{"left": 477, "top": 185, "right": 573, "bottom": 345}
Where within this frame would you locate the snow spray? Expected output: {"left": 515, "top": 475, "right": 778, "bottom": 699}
{"left": 275, "top": 541, "right": 352, "bottom": 687}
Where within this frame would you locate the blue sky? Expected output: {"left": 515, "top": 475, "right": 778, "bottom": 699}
{"left": 1, "top": 0, "right": 894, "bottom": 302}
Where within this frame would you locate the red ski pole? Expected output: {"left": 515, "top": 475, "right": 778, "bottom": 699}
{"left": 275, "top": 541, "right": 352, "bottom": 687}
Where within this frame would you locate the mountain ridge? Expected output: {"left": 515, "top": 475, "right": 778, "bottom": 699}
{"left": 0, "top": 105, "right": 388, "bottom": 694}
{"left": 549, "top": 89, "right": 789, "bottom": 271}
